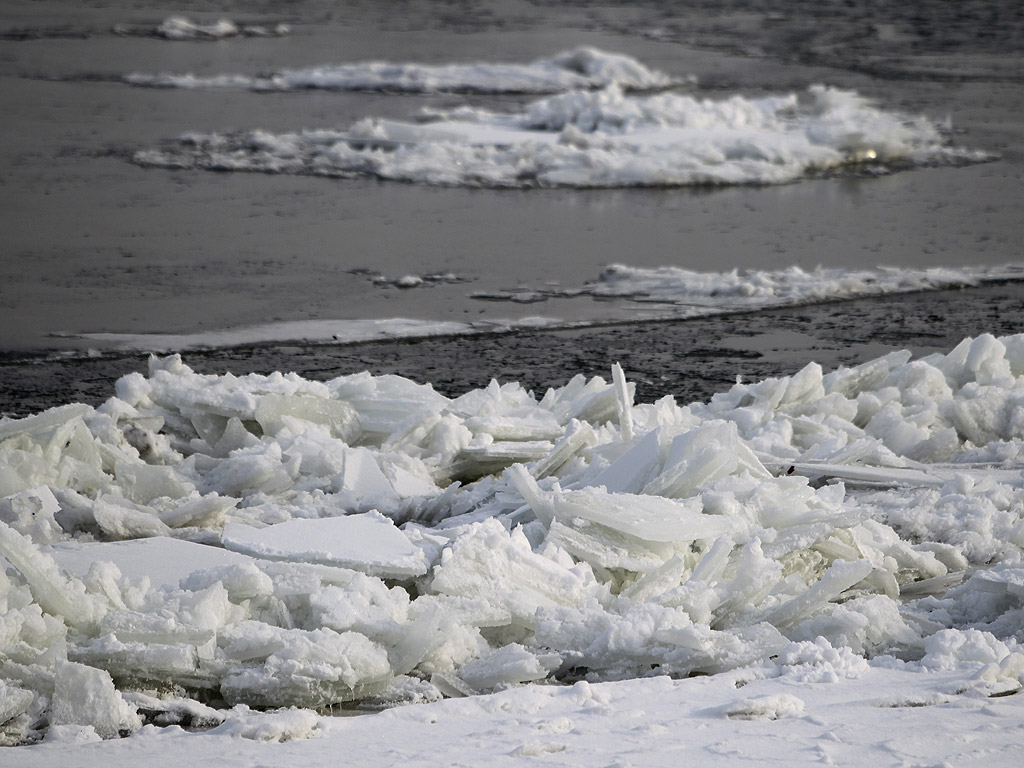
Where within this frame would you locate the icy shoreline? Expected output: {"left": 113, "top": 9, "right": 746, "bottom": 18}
{"left": 2, "top": 334, "right": 1024, "bottom": 749}
{"left": 56, "top": 263, "right": 1024, "bottom": 354}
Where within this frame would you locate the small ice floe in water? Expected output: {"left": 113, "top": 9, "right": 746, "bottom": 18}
{"left": 151, "top": 16, "right": 289, "bottom": 40}
{"left": 370, "top": 272, "right": 471, "bottom": 290}
{"left": 125, "top": 46, "right": 678, "bottom": 93}
{"left": 133, "top": 83, "right": 991, "bottom": 188}
{"left": 472, "top": 262, "right": 1024, "bottom": 310}
{"left": 3, "top": 337, "right": 1024, "bottom": 743}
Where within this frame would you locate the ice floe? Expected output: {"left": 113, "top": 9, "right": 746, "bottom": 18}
{"left": 125, "top": 47, "right": 676, "bottom": 93}
{"left": 134, "top": 82, "right": 988, "bottom": 188}
{"left": 3, "top": 334, "right": 1024, "bottom": 745}
{"left": 114, "top": 16, "right": 289, "bottom": 41}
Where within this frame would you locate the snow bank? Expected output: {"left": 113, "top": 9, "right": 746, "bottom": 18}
{"left": 126, "top": 47, "right": 675, "bottom": 93}
{"left": 3, "top": 335, "right": 1024, "bottom": 744}
{"left": 134, "top": 83, "right": 987, "bottom": 188}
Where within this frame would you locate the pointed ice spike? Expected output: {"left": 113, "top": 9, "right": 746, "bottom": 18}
{"left": 612, "top": 362, "right": 634, "bottom": 442}
{"left": 507, "top": 463, "right": 556, "bottom": 528}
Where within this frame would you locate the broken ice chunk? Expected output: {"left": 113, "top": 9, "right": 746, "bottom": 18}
{"left": 430, "top": 518, "right": 603, "bottom": 627}
{"left": 513, "top": 466, "right": 734, "bottom": 543}
{"left": 48, "top": 536, "right": 254, "bottom": 590}
{"left": 92, "top": 494, "right": 171, "bottom": 540}
{"left": 611, "top": 362, "right": 634, "bottom": 442}
{"left": 114, "top": 461, "right": 196, "bottom": 504}
{"left": 457, "top": 643, "right": 561, "bottom": 691}
{"left": 764, "top": 559, "right": 874, "bottom": 629}
{"left": 254, "top": 393, "right": 360, "bottom": 442}
{"left": 588, "top": 427, "right": 662, "bottom": 494}
{"left": 50, "top": 659, "right": 141, "bottom": 739}
{"left": 0, "top": 522, "right": 100, "bottom": 630}
{"left": 218, "top": 626, "right": 393, "bottom": 708}
{"left": 0, "top": 486, "right": 64, "bottom": 544}
{"left": 221, "top": 512, "right": 430, "bottom": 579}
{"left": 530, "top": 419, "right": 597, "bottom": 480}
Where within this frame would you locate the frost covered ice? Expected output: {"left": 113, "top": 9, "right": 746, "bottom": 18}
{"left": 3, "top": 336, "right": 1024, "bottom": 750}
{"left": 134, "top": 81, "right": 988, "bottom": 188}
{"left": 125, "top": 47, "right": 676, "bottom": 93}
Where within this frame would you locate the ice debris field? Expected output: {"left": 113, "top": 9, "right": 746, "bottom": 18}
{"left": 3, "top": 333, "right": 1024, "bottom": 759}
{"left": 130, "top": 48, "right": 988, "bottom": 188}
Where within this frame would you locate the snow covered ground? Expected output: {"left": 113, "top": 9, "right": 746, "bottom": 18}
{"left": 3, "top": 335, "right": 1024, "bottom": 762}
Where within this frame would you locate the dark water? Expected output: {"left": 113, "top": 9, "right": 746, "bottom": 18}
{"left": 1, "top": 0, "right": 1022, "bottom": 407}
{"left": 3, "top": 282, "right": 1022, "bottom": 418}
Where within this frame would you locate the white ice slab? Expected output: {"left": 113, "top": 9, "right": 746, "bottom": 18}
{"left": 47, "top": 537, "right": 254, "bottom": 589}
{"left": 221, "top": 513, "right": 429, "bottom": 579}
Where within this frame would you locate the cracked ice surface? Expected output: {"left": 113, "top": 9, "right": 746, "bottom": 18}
{"left": 2, "top": 338, "right": 1024, "bottom": 748}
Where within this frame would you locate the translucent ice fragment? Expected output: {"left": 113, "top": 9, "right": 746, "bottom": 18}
{"left": 218, "top": 627, "right": 392, "bottom": 707}
{"left": 92, "top": 495, "right": 171, "bottom": 540}
{"left": 158, "top": 492, "right": 239, "bottom": 528}
{"left": 255, "top": 393, "right": 360, "bottom": 442}
{"left": 764, "top": 559, "right": 873, "bottom": 629}
{"left": 430, "top": 519, "right": 600, "bottom": 627}
{"left": 589, "top": 427, "right": 662, "bottom": 494}
{"left": 0, "top": 522, "right": 99, "bottom": 629}
{"left": 520, "top": 471, "right": 734, "bottom": 544}
{"left": 114, "top": 461, "right": 196, "bottom": 504}
{"left": 457, "top": 643, "right": 560, "bottom": 691}
{"left": 611, "top": 362, "right": 634, "bottom": 442}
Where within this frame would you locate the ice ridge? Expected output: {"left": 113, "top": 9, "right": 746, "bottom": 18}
{"left": 3, "top": 337, "right": 1024, "bottom": 742}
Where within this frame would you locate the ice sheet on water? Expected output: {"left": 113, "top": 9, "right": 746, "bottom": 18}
{"left": 62, "top": 263, "right": 1024, "bottom": 355}
{"left": 125, "top": 47, "right": 676, "bottom": 93}
{"left": 3, "top": 333, "right": 1024, "bottom": 742}
{"left": 134, "top": 83, "right": 989, "bottom": 188}
{"left": 515, "top": 262, "right": 1024, "bottom": 307}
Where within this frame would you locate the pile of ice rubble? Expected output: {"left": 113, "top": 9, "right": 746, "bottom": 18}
{"left": 3, "top": 334, "right": 1024, "bottom": 745}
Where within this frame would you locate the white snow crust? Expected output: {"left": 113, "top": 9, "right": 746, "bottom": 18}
{"left": 126, "top": 47, "right": 676, "bottom": 93}
{"left": 4, "top": 336, "right": 1024, "bottom": 758}
{"left": 133, "top": 82, "right": 987, "bottom": 188}
{"left": 66, "top": 263, "right": 1024, "bottom": 352}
